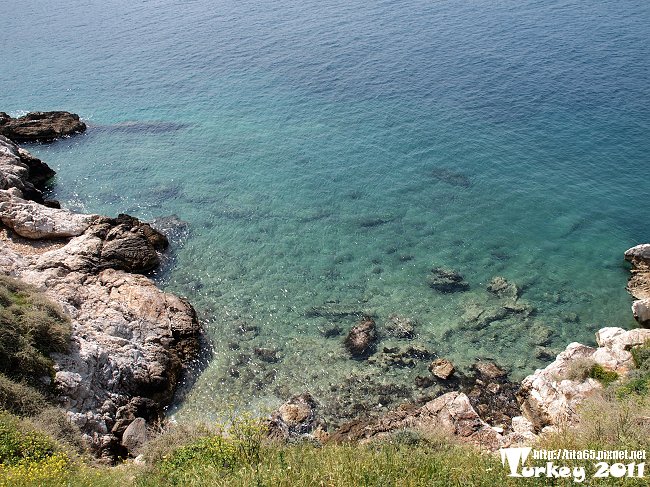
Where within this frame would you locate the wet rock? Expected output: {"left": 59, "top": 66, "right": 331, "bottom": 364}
{"left": 0, "top": 111, "right": 86, "bottom": 143}
{"left": 487, "top": 276, "right": 519, "bottom": 300}
{"left": 323, "top": 375, "right": 412, "bottom": 426}
{"left": 473, "top": 361, "right": 507, "bottom": 381}
{"left": 384, "top": 314, "right": 416, "bottom": 339}
{"left": 368, "top": 344, "right": 431, "bottom": 368}
{"left": 415, "top": 375, "right": 435, "bottom": 388}
{"left": 429, "top": 358, "right": 455, "bottom": 380}
{"left": 464, "top": 363, "right": 520, "bottom": 429}
{"left": 427, "top": 267, "right": 469, "bottom": 293}
{"left": 319, "top": 325, "right": 343, "bottom": 338}
{"left": 268, "top": 393, "right": 320, "bottom": 441}
{"left": 344, "top": 316, "right": 377, "bottom": 358}
{"left": 121, "top": 418, "right": 147, "bottom": 456}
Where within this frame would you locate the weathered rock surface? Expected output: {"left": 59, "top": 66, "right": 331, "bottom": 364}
{"left": 0, "top": 133, "right": 200, "bottom": 460}
{"left": 344, "top": 316, "right": 377, "bottom": 357}
{"left": 517, "top": 327, "right": 650, "bottom": 431}
{"left": 429, "top": 358, "right": 455, "bottom": 380}
{"left": 329, "top": 391, "right": 503, "bottom": 450}
{"left": 0, "top": 189, "right": 97, "bottom": 239}
{"left": 0, "top": 136, "right": 55, "bottom": 203}
{"left": 625, "top": 244, "right": 650, "bottom": 326}
{"left": 0, "top": 111, "right": 86, "bottom": 143}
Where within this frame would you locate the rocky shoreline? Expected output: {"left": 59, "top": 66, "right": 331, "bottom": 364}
{"left": 0, "top": 113, "right": 200, "bottom": 460}
{"left": 1, "top": 110, "right": 648, "bottom": 461}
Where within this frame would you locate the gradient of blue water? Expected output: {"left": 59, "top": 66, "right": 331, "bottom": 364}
{"left": 3, "top": 0, "right": 649, "bottom": 419}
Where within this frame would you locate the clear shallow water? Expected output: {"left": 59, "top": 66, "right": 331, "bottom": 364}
{"left": 2, "top": 0, "right": 649, "bottom": 423}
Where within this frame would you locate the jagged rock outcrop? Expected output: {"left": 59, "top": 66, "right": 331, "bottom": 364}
{"left": 517, "top": 327, "right": 650, "bottom": 431}
{"left": 329, "top": 391, "right": 505, "bottom": 450}
{"left": 625, "top": 244, "right": 650, "bottom": 326}
{"left": 0, "top": 136, "right": 55, "bottom": 203}
{"left": 0, "top": 111, "right": 86, "bottom": 143}
{"left": 0, "top": 130, "right": 199, "bottom": 460}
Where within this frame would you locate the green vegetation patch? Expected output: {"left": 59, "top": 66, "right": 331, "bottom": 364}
{"left": 0, "top": 274, "right": 71, "bottom": 384}
{"left": 0, "top": 275, "right": 71, "bottom": 416}
{"left": 588, "top": 364, "right": 619, "bottom": 386}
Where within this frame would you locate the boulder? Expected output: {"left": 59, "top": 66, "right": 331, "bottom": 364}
{"left": 268, "top": 393, "right": 320, "bottom": 441}
{"left": 32, "top": 213, "right": 168, "bottom": 274}
{"left": 429, "top": 358, "right": 455, "bottom": 379}
{"left": 0, "top": 189, "right": 97, "bottom": 239}
{"left": 121, "top": 417, "right": 147, "bottom": 456}
{"left": 0, "top": 111, "right": 86, "bottom": 143}
{"left": 344, "top": 316, "right": 377, "bottom": 357}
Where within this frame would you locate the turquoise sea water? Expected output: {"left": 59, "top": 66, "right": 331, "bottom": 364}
{"left": 2, "top": 0, "right": 649, "bottom": 423}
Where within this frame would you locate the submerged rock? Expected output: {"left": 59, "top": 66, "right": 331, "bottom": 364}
{"left": 0, "top": 111, "right": 86, "bottom": 143}
{"left": 368, "top": 344, "right": 431, "bottom": 368}
{"left": 473, "top": 361, "right": 507, "bottom": 381}
{"left": 427, "top": 267, "right": 469, "bottom": 293}
{"left": 384, "top": 314, "right": 416, "bottom": 339}
{"left": 344, "top": 316, "right": 377, "bottom": 358}
{"left": 487, "top": 276, "right": 519, "bottom": 300}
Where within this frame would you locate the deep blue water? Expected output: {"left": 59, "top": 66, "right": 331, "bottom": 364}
{"left": 2, "top": 0, "right": 649, "bottom": 421}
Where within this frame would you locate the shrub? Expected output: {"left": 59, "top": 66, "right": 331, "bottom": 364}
{"left": 588, "top": 364, "right": 619, "bottom": 386}
{"left": 0, "top": 374, "right": 48, "bottom": 417}
{"left": 631, "top": 340, "right": 650, "bottom": 370}
{"left": 0, "top": 275, "right": 70, "bottom": 388}
{"left": 564, "top": 357, "right": 597, "bottom": 382}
